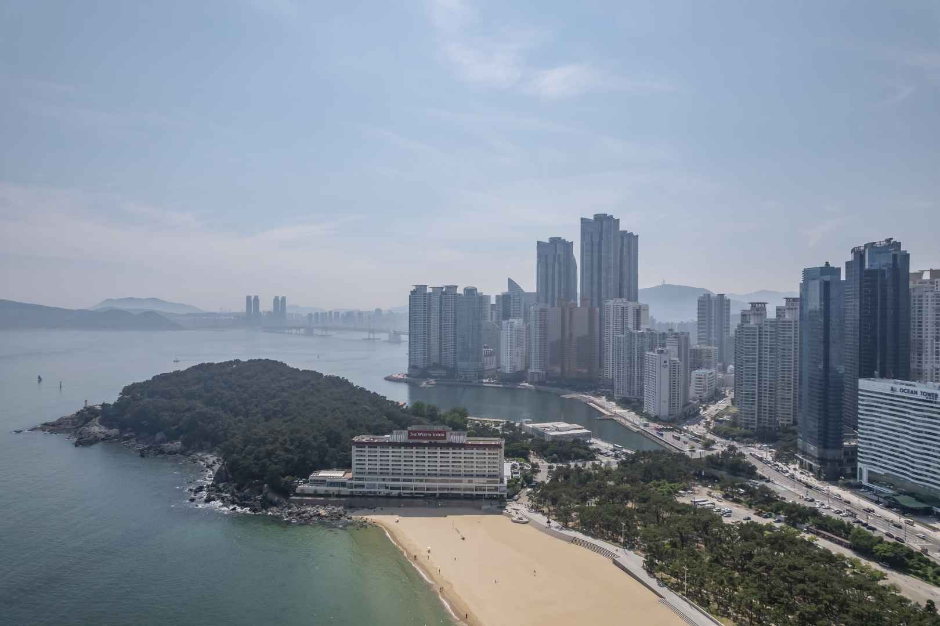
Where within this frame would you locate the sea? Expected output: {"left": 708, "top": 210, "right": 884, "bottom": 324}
{"left": 0, "top": 329, "right": 663, "bottom": 625}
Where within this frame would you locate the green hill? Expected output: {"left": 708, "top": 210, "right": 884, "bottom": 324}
{"left": 96, "top": 360, "right": 425, "bottom": 489}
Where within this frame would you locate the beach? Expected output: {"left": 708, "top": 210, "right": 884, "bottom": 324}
{"left": 365, "top": 509, "right": 684, "bottom": 626}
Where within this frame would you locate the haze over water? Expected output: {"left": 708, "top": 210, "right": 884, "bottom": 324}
{"left": 1, "top": 329, "right": 661, "bottom": 625}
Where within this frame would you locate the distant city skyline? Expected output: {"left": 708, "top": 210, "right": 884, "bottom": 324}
{"left": 2, "top": 2, "right": 939, "bottom": 311}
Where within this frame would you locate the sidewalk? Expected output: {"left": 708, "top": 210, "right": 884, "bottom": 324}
{"left": 508, "top": 505, "right": 721, "bottom": 626}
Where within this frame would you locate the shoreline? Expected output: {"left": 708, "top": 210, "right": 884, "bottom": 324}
{"left": 366, "top": 515, "right": 471, "bottom": 625}
{"left": 387, "top": 373, "right": 673, "bottom": 452}
{"left": 362, "top": 509, "right": 683, "bottom": 626}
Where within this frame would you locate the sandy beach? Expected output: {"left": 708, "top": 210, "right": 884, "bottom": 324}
{"left": 364, "top": 509, "right": 683, "bottom": 626}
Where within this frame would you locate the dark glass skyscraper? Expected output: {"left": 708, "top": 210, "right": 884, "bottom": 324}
{"left": 536, "top": 237, "right": 577, "bottom": 307}
{"left": 579, "top": 214, "right": 639, "bottom": 307}
{"left": 798, "top": 263, "right": 845, "bottom": 479}
{"left": 843, "top": 239, "right": 911, "bottom": 430}
{"left": 456, "top": 286, "right": 485, "bottom": 381}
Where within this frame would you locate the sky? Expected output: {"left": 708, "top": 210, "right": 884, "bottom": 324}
{"left": 1, "top": 0, "right": 938, "bottom": 312}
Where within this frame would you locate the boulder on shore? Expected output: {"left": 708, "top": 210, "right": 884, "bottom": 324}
{"left": 74, "top": 417, "right": 120, "bottom": 447}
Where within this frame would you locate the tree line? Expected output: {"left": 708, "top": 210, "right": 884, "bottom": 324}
{"left": 531, "top": 450, "right": 940, "bottom": 625}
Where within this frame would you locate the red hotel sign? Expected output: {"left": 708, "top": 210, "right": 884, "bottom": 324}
{"left": 409, "top": 429, "right": 447, "bottom": 441}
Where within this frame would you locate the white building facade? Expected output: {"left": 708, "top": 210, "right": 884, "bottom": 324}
{"left": 500, "top": 317, "right": 527, "bottom": 375}
{"left": 408, "top": 285, "right": 430, "bottom": 374}
{"left": 911, "top": 270, "right": 940, "bottom": 384}
{"left": 528, "top": 303, "right": 550, "bottom": 382}
{"left": 734, "top": 301, "right": 800, "bottom": 431}
{"left": 691, "top": 369, "right": 717, "bottom": 401}
{"left": 297, "top": 427, "right": 506, "bottom": 499}
{"left": 644, "top": 348, "right": 683, "bottom": 419}
{"left": 602, "top": 299, "right": 649, "bottom": 380}
{"left": 857, "top": 379, "right": 940, "bottom": 499}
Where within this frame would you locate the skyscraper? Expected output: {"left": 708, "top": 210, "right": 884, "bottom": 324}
{"left": 528, "top": 303, "right": 549, "bottom": 382}
{"left": 612, "top": 329, "right": 659, "bottom": 400}
{"left": 273, "top": 296, "right": 281, "bottom": 318}
{"left": 663, "top": 330, "right": 691, "bottom": 407}
{"left": 775, "top": 298, "right": 800, "bottom": 428}
{"left": 536, "top": 237, "right": 577, "bottom": 307}
{"left": 602, "top": 299, "right": 650, "bottom": 380}
{"left": 408, "top": 285, "right": 430, "bottom": 374}
{"left": 798, "top": 263, "right": 845, "bottom": 479}
{"left": 427, "top": 285, "right": 458, "bottom": 375}
{"left": 697, "top": 293, "right": 731, "bottom": 370}
{"left": 245, "top": 295, "right": 252, "bottom": 323}
{"left": 545, "top": 299, "right": 600, "bottom": 380}
{"left": 843, "top": 239, "right": 911, "bottom": 430}
{"left": 280, "top": 296, "right": 287, "bottom": 320}
{"left": 690, "top": 345, "right": 717, "bottom": 372}
{"left": 734, "top": 303, "right": 774, "bottom": 432}
{"left": 252, "top": 295, "right": 260, "bottom": 324}
{"left": 580, "top": 214, "right": 639, "bottom": 308}
{"left": 481, "top": 320, "right": 501, "bottom": 373}
{"left": 428, "top": 286, "right": 443, "bottom": 367}
{"left": 620, "top": 231, "right": 639, "bottom": 302}
{"left": 507, "top": 278, "right": 525, "bottom": 319}
{"left": 644, "top": 348, "right": 683, "bottom": 419}
{"left": 911, "top": 269, "right": 940, "bottom": 383}
{"left": 456, "top": 287, "right": 485, "bottom": 381}
{"left": 500, "top": 318, "right": 527, "bottom": 376}
{"left": 734, "top": 300, "right": 801, "bottom": 432}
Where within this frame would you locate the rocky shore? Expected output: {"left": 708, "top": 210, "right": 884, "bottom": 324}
{"left": 33, "top": 408, "right": 360, "bottom": 528}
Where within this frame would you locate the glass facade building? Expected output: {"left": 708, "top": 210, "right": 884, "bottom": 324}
{"left": 798, "top": 263, "right": 846, "bottom": 479}
{"left": 843, "top": 239, "right": 911, "bottom": 430}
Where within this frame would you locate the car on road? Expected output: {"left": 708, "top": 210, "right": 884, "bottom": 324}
{"left": 886, "top": 532, "right": 895, "bottom": 539}
{"left": 897, "top": 538, "right": 906, "bottom": 544}
{"left": 743, "top": 515, "right": 752, "bottom": 521}
{"left": 917, "top": 533, "right": 928, "bottom": 540}
{"left": 893, "top": 522, "right": 903, "bottom": 529}
{"left": 853, "top": 519, "right": 863, "bottom": 524}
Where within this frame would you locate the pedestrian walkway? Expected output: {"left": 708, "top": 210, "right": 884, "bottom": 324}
{"left": 511, "top": 505, "right": 721, "bottom": 626}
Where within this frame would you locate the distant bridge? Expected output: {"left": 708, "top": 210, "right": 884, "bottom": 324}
{"left": 261, "top": 325, "right": 407, "bottom": 339}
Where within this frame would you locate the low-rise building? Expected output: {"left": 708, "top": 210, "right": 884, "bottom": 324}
{"left": 521, "top": 421, "right": 592, "bottom": 441}
{"left": 691, "top": 369, "right": 717, "bottom": 401}
{"left": 857, "top": 379, "right": 940, "bottom": 500}
{"left": 296, "top": 426, "right": 506, "bottom": 498}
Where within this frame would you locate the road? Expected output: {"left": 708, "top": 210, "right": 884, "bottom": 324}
{"left": 575, "top": 393, "right": 731, "bottom": 458}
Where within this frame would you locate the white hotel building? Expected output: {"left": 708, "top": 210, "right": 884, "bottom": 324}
{"left": 297, "top": 426, "right": 506, "bottom": 499}
{"left": 857, "top": 379, "right": 940, "bottom": 499}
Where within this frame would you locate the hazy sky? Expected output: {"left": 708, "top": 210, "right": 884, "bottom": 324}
{"left": 1, "top": 1, "right": 938, "bottom": 311}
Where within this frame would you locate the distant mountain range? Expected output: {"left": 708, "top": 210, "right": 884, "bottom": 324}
{"left": 93, "top": 297, "right": 203, "bottom": 315}
{"left": 639, "top": 284, "right": 798, "bottom": 322}
{"left": 1, "top": 299, "right": 182, "bottom": 330}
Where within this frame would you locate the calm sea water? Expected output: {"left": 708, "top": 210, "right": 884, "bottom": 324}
{"left": 0, "top": 329, "right": 661, "bottom": 625}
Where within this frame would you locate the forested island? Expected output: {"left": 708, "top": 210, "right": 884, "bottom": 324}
{"left": 36, "top": 360, "right": 582, "bottom": 498}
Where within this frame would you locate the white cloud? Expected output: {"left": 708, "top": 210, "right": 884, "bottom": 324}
{"left": 427, "top": 1, "right": 672, "bottom": 99}
{"left": 443, "top": 41, "right": 525, "bottom": 88}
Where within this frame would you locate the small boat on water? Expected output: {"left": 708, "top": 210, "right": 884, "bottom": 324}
{"left": 37, "top": 374, "right": 42, "bottom": 384}
{"left": 173, "top": 358, "right": 180, "bottom": 363}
